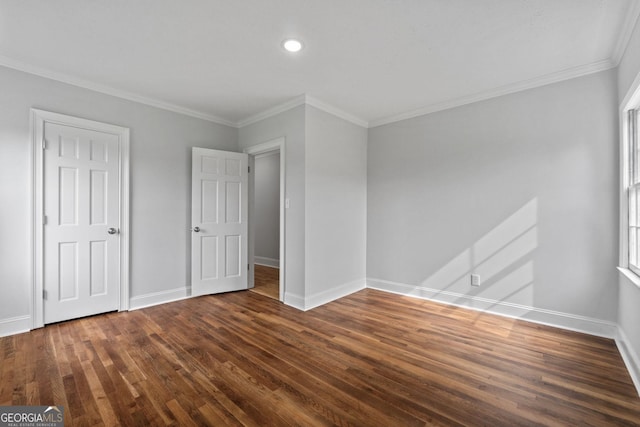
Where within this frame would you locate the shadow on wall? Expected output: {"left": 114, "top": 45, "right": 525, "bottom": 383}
{"left": 407, "top": 199, "right": 538, "bottom": 321}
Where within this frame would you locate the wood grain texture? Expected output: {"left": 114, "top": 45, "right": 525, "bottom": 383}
{"left": 1, "top": 289, "right": 639, "bottom": 426}
{"left": 250, "top": 265, "right": 279, "bottom": 300}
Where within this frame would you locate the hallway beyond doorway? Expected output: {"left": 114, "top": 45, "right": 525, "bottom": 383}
{"left": 250, "top": 265, "right": 279, "bottom": 300}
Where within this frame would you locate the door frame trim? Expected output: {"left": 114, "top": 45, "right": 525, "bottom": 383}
{"left": 244, "top": 137, "right": 286, "bottom": 301}
{"left": 30, "top": 109, "right": 130, "bottom": 328}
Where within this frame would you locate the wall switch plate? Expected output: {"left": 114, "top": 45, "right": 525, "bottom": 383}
{"left": 471, "top": 274, "right": 481, "bottom": 287}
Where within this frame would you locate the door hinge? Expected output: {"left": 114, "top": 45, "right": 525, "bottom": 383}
{"left": 247, "top": 264, "right": 250, "bottom": 271}
{"left": 42, "top": 139, "right": 47, "bottom": 150}
{"left": 43, "top": 290, "right": 48, "bottom": 300}
{"left": 43, "top": 214, "right": 47, "bottom": 225}
{"left": 248, "top": 166, "right": 251, "bottom": 173}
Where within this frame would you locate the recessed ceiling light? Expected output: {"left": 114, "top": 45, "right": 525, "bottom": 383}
{"left": 282, "top": 39, "right": 303, "bottom": 53}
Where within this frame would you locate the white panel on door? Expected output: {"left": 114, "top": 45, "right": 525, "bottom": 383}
{"left": 59, "top": 136, "right": 79, "bottom": 159}
{"left": 201, "top": 236, "right": 218, "bottom": 279}
{"left": 201, "top": 180, "right": 218, "bottom": 223}
{"left": 90, "top": 241, "right": 107, "bottom": 296}
{"left": 90, "top": 139, "right": 107, "bottom": 162}
{"left": 90, "top": 170, "right": 107, "bottom": 225}
{"left": 58, "top": 242, "right": 78, "bottom": 301}
{"left": 226, "top": 182, "right": 241, "bottom": 223}
{"left": 225, "top": 235, "right": 241, "bottom": 277}
{"left": 202, "top": 156, "right": 219, "bottom": 174}
{"left": 59, "top": 167, "right": 78, "bottom": 225}
{"left": 225, "top": 159, "right": 241, "bottom": 176}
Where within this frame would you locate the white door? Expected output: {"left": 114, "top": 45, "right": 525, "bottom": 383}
{"left": 43, "top": 122, "right": 121, "bottom": 324}
{"left": 191, "top": 148, "right": 248, "bottom": 296}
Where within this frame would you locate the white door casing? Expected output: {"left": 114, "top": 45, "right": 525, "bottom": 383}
{"left": 244, "top": 138, "right": 286, "bottom": 302}
{"left": 32, "top": 109, "right": 130, "bottom": 328}
{"left": 191, "top": 148, "right": 248, "bottom": 296}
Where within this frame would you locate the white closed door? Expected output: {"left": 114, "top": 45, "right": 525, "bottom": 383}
{"left": 43, "top": 122, "right": 121, "bottom": 324}
{"left": 191, "top": 148, "right": 248, "bottom": 296}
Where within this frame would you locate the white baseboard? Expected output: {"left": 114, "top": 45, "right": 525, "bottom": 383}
{"left": 0, "top": 315, "right": 31, "bottom": 338}
{"left": 129, "top": 286, "right": 192, "bottom": 311}
{"left": 304, "top": 279, "right": 366, "bottom": 311}
{"left": 283, "top": 279, "right": 366, "bottom": 311}
{"left": 284, "top": 292, "right": 305, "bottom": 311}
{"left": 255, "top": 256, "right": 279, "bottom": 268}
{"left": 617, "top": 327, "right": 640, "bottom": 396}
{"left": 367, "top": 278, "right": 618, "bottom": 339}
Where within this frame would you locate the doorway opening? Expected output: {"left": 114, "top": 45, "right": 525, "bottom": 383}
{"left": 244, "top": 138, "right": 285, "bottom": 302}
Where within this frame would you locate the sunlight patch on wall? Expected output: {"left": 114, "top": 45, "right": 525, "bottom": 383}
{"left": 418, "top": 198, "right": 538, "bottom": 307}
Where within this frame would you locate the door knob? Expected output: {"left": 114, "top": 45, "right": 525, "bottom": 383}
{"left": 107, "top": 227, "right": 118, "bottom": 235}
{"left": 192, "top": 226, "right": 200, "bottom": 232}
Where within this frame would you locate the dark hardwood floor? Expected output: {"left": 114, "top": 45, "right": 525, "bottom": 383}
{"left": 1, "top": 289, "right": 640, "bottom": 426}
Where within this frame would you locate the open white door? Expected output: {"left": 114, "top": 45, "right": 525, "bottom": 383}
{"left": 191, "top": 148, "right": 248, "bottom": 296}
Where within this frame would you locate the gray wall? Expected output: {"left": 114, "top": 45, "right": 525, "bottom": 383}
{"left": 0, "top": 65, "right": 237, "bottom": 330}
{"left": 617, "top": 16, "right": 640, "bottom": 382}
{"left": 368, "top": 69, "right": 619, "bottom": 322}
{"left": 305, "top": 106, "right": 368, "bottom": 303}
{"left": 238, "top": 106, "right": 306, "bottom": 304}
{"left": 254, "top": 152, "right": 280, "bottom": 264}
{"left": 618, "top": 16, "right": 640, "bottom": 103}
{"left": 238, "top": 105, "right": 367, "bottom": 309}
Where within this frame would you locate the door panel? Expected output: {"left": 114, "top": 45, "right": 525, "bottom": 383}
{"left": 43, "top": 122, "right": 120, "bottom": 324}
{"left": 90, "top": 240, "right": 107, "bottom": 295}
{"left": 191, "top": 148, "right": 248, "bottom": 296}
{"left": 90, "top": 170, "right": 108, "bottom": 224}
{"left": 58, "top": 242, "right": 78, "bottom": 300}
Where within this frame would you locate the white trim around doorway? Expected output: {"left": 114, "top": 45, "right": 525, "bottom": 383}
{"left": 244, "top": 137, "right": 286, "bottom": 301}
{"left": 30, "top": 109, "right": 130, "bottom": 329}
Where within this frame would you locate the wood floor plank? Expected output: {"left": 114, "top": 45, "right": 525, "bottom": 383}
{"left": 251, "top": 265, "right": 279, "bottom": 300}
{"left": 2, "top": 288, "right": 640, "bottom": 426}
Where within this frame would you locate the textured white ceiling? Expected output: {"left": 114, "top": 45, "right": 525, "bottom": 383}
{"left": 0, "top": 0, "right": 638, "bottom": 127}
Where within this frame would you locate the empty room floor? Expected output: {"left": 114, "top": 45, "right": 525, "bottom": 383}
{"left": 1, "top": 289, "right": 640, "bottom": 426}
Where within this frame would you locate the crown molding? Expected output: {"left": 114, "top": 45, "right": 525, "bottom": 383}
{"left": 0, "top": 55, "right": 237, "bottom": 127}
{"left": 369, "top": 59, "right": 616, "bottom": 128}
{"left": 237, "top": 94, "right": 369, "bottom": 129}
{"left": 0, "top": 53, "right": 369, "bottom": 130}
{"left": 0, "top": 49, "right": 623, "bottom": 131}
{"left": 236, "top": 95, "right": 306, "bottom": 128}
{"left": 611, "top": 0, "right": 640, "bottom": 66}
{"left": 251, "top": 56, "right": 617, "bottom": 130}
{"left": 304, "top": 96, "right": 369, "bottom": 128}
